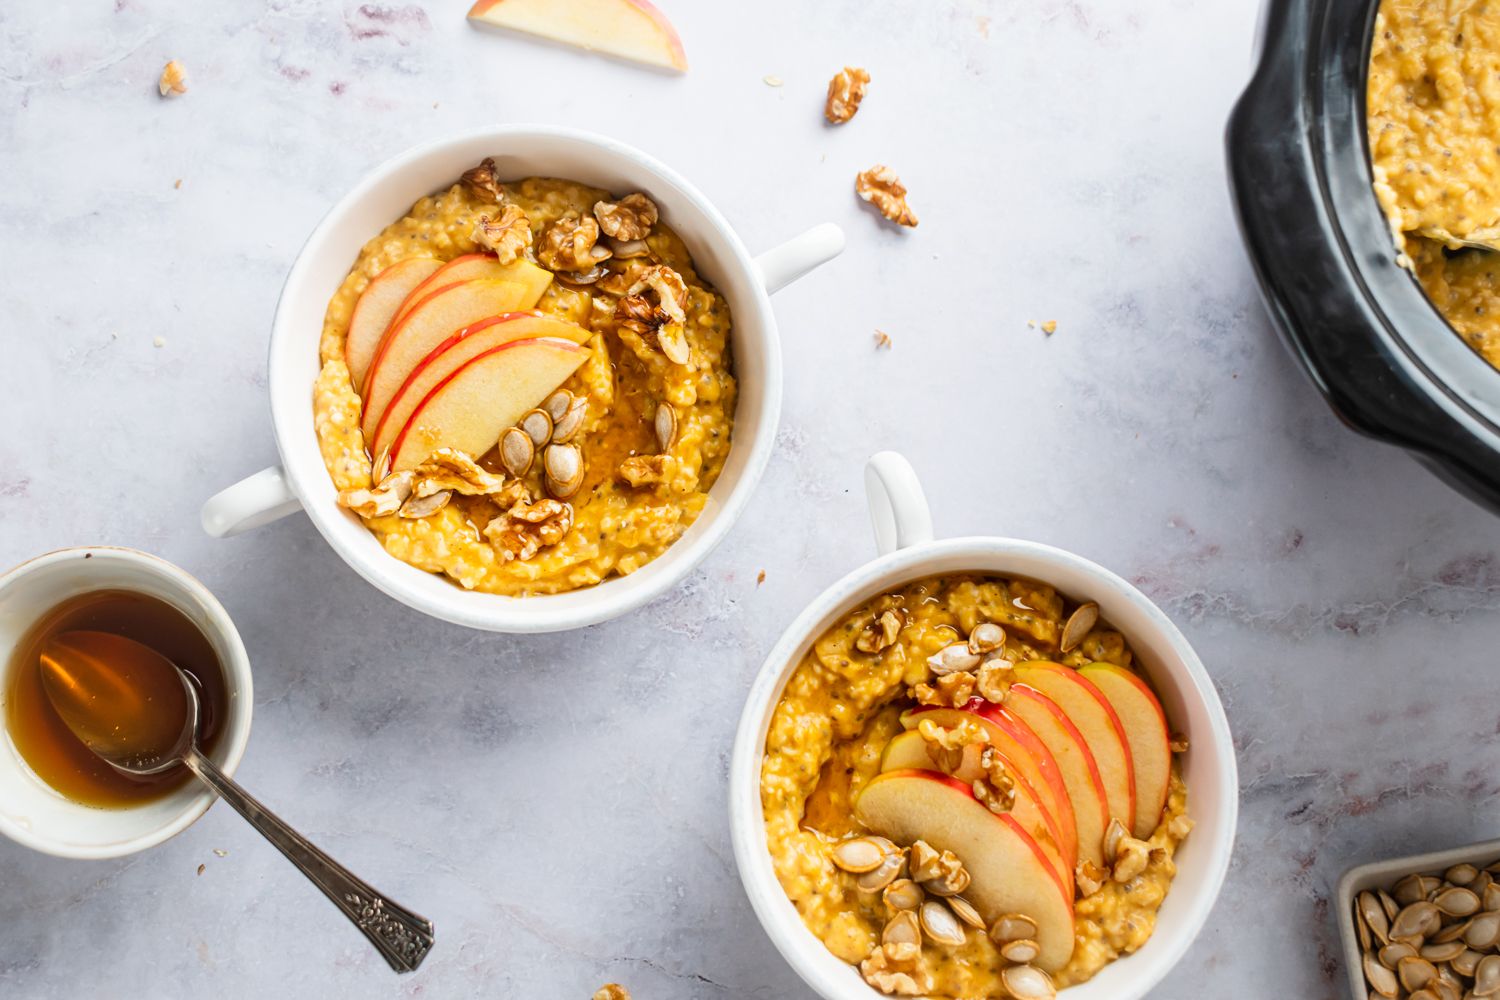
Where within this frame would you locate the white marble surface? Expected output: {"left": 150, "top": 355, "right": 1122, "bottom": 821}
{"left": 4, "top": 0, "right": 1500, "bottom": 996}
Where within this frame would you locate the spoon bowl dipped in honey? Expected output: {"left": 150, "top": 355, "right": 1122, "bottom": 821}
{"left": 38, "top": 630, "right": 435, "bottom": 973}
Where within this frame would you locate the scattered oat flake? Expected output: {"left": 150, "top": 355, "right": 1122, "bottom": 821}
{"left": 763, "top": 74, "right": 783, "bottom": 87}
{"left": 213, "top": 849, "right": 228, "bottom": 857}
{"left": 757, "top": 570, "right": 766, "bottom": 586}
{"left": 152, "top": 336, "right": 166, "bottom": 348}
{"left": 1041, "top": 320, "right": 1058, "bottom": 335}
{"left": 874, "top": 330, "right": 892, "bottom": 349}
{"left": 158, "top": 60, "right": 187, "bottom": 97}
{"left": 1026, "top": 320, "right": 1037, "bottom": 329}
{"left": 196, "top": 863, "right": 205, "bottom": 876}
{"left": 174, "top": 179, "right": 182, "bottom": 189}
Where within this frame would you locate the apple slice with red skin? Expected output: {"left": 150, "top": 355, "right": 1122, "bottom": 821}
{"left": 346, "top": 258, "right": 442, "bottom": 389}
{"left": 394, "top": 254, "right": 553, "bottom": 328}
{"left": 855, "top": 769, "right": 1076, "bottom": 971}
{"left": 879, "top": 733, "right": 1072, "bottom": 885}
{"left": 901, "top": 704, "right": 1077, "bottom": 871}
{"left": 369, "top": 312, "right": 591, "bottom": 465}
{"left": 467, "top": 0, "right": 688, "bottom": 72}
{"left": 360, "top": 279, "right": 532, "bottom": 436}
{"left": 1079, "top": 664, "right": 1172, "bottom": 839}
{"left": 1013, "top": 662, "right": 1136, "bottom": 836}
{"left": 1005, "top": 683, "right": 1112, "bottom": 868}
{"left": 389, "top": 336, "right": 589, "bottom": 472}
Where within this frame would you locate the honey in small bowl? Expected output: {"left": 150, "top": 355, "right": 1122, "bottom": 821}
{"left": 4, "top": 589, "right": 229, "bottom": 807}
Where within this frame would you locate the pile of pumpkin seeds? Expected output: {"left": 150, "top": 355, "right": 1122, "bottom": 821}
{"left": 1354, "top": 860, "right": 1500, "bottom": 999}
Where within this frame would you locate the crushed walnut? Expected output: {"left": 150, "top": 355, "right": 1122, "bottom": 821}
{"left": 594, "top": 193, "right": 658, "bottom": 241}
{"left": 618, "top": 453, "right": 670, "bottom": 487}
{"left": 484, "top": 498, "right": 573, "bottom": 561}
{"left": 855, "top": 609, "right": 904, "bottom": 653}
{"left": 615, "top": 265, "right": 690, "bottom": 364}
{"left": 337, "top": 470, "right": 414, "bottom": 518}
{"left": 917, "top": 716, "right": 986, "bottom": 772}
{"left": 1075, "top": 859, "right": 1107, "bottom": 898}
{"left": 974, "top": 657, "right": 1014, "bottom": 704}
{"left": 860, "top": 940, "right": 931, "bottom": 996}
{"left": 972, "top": 747, "right": 1017, "bottom": 815}
{"left": 536, "top": 214, "right": 610, "bottom": 273}
{"left": 592, "top": 987, "right": 630, "bottom": 1000}
{"left": 409, "top": 448, "right": 514, "bottom": 498}
{"left": 825, "top": 66, "right": 870, "bottom": 123}
{"left": 472, "top": 203, "right": 531, "bottom": 265}
{"left": 856, "top": 166, "right": 918, "bottom": 228}
{"left": 461, "top": 157, "right": 504, "bottom": 201}
{"left": 158, "top": 60, "right": 187, "bottom": 97}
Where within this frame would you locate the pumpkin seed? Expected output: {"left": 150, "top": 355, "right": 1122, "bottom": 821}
{"left": 1467, "top": 912, "right": 1500, "bottom": 950}
{"left": 1361, "top": 891, "right": 1392, "bottom": 945}
{"left": 1448, "top": 864, "right": 1480, "bottom": 887}
{"left": 857, "top": 852, "right": 906, "bottom": 893}
{"left": 551, "top": 397, "right": 588, "bottom": 444}
{"left": 1059, "top": 602, "right": 1099, "bottom": 653}
{"left": 1453, "top": 949, "right": 1483, "bottom": 977}
{"left": 1485, "top": 883, "right": 1500, "bottom": 912}
{"left": 398, "top": 489, "right": 451, "bottom": 518}
{"left": 1364, "top": 954, "right": 1398, "bottom": 997}
{"left": 654, "top": 403, "right": 677, "bottom": 452}
{"left": 1001, "top": 938, "right": 1041, "bottom": 964}
{"left": 1421, "top": 940, "right": 1466, "bottom": 963}
{"left": 1397, "top": 876, "right": 1441, "bottom": 907}
{"left": 1379, "top": 889, "right": 1401, "bottom": 922}
{"left": 1432, "top": 919, "right": 1472, "bottom": 945}
{"left": 520, "top": 408, "right": 554, "bottom": 447}
{"left": 1476, "top": 954, "right": 1500, "bottom": 997}
{"left": 928, "top": 642, "right": 981, "bottom": 676}
{"left": 543, "top": 443, "right": 584, "bottom": 500}
{"left": 1001, "top": 965, "right": 1056, "bottom": 1000}
{"left": 968, "top": 622, "right": 1005, "bottom": 655}
{"left": 946, "top": 894, "right": 983, "bottom": 929}
{"left": 989, "top": 913, "right": 1038, "bottom": 944}
{"left": 499, "top": 427, "right": 535, "bottom": 477}
{"left": 1405, "top": 990, "right": 1439, "bottom": 1000}
{"left": 1437, "top": 887, "right": 1482, "bottom": 918}
{"left": 1379, "top": 941, "right": 1416, "bottom": 968}
{"left": 1393, "top": 901, "right": 1442, "bottom": 943}
{"left": 542, "top": 390, "right": 572, "bottom": 423}
{"left": 919, "top": 900, "right": 966, "bottom": 947}
{"left": 1399, "top": 955, "right": 1439, "bottom": 991}
{"left": 882, "top": 879, "right": 923, "bottom": 912}
{"left": 608, "top": 237, "right": 651, "bottom": 259}
{"left": 883, "top": 910, "right": 921, "bottom": 947}
{"left": 831, "top": 836, "right": 895, "bottom": 873}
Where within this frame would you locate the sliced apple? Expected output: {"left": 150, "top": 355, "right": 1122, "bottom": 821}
{"left": 901, "top": 704, "right": 1077, "bottom": 870}
{"left": 856, "top": 769, "right": 1075, "bottom": 971}
{"left": 878, "top": 734, "right": 1071, "bottom": 885}
{"left": 1005, "top": 683, "right": 1112, "bottom": 868}
{"left": 369, "top": 312, "right": 592, "bottom": 464}
{"left": 389, "top": 336, "right": 589, "bottom": 472}
{"left": 346, "top": 258, "right": 442, "bottom": 389}
{"left": 468, "top": 0, "right": 688, "bottom": 73}
{"left": 361, "top": 279, "right": 532, "bottom": 435}
{"left": 1014, "top": 662, "right": 1136, "bottom": 836}
{"left": 395, "top": 254, "right": 553, "bottom": 328}
{"left": 1079, "top": 664, "right": 1172, "bottom": 839}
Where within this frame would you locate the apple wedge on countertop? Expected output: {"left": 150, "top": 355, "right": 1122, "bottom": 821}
{"left": 388, "top": 337, "right": 590, "bottom": 473}
{"left": 855, "top": 769, "right": 1076, "bottom": 972}
{"left": 468, "top": 0, "right": 688, "bottom": 73}
{"left": 1078, "top": 663, "right": 1173, "bottom": 839}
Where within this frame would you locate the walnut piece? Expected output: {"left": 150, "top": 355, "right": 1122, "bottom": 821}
{"left": 1111, "top": 836, "right": 1151, "bottom": 882}
{"left": 975, "top": 657, "right": 1014, "bottom": 704}
{"left": 856, "top": 166, "right": 918, "bottom": 228}
{"left": 856, "top": 609, "right": 904, "bottom": 654}
{"left": 409, "top": 448, "right": 522, "bottom": 500}
{"left": 973, "top": 747, "right": 1017, "bottom": 815}
{"left": 825, "top": 66, "right": 870, "bottom": 123}
{"left": 536, "top": 214, "right": 611, "bottom": 273}
{"left": 337, "top": 470, "right": 414, "bottom": 518}
{"left": 859, "top": 942, "right": 931, "bottom": 996}
{"left": 472, "top": 204, "right": 531, "bottom": 265}
{"left": 616, "top": 265, "right": 691, "bottom": 364}
{"left": 592, "top": 987, "right": 630, "bottom": 1000}
{"left": 618, "top": 453, "right": 669, "bottom": 487}
{"left": 484, "top": 498, "right": 574, "bottom": 561}
{"left": 594, "top": 193, "right": 659, "bottom": 241}
{"left": 158, "top": 60, "right": 187, "bottom": 97}
{"left": 935, "top": 670, "right": 975, "bottom": 706}
{"left": 1076, "top": 859, "right": 1106, "bottom": 898}
{"left": 461, "top": 157, "right": 505, "bottom": 202}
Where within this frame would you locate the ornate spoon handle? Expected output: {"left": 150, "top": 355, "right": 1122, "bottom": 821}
{"left": 183, "top": 746, "right": 434, "bottom": 972}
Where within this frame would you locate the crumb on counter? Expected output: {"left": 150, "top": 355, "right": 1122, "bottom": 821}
{"left": 158, "top": 60, "right": 187, "bottom": 97}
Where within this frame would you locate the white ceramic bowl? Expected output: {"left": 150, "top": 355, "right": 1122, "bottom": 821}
{"left": 0, "top": 547, "right": 253, "bottom": 859}
{"left": 729, "top": 452, "right": 1239, "bottom": 999}
{"left": 1336, "top": 838, "right": 1500, "bottom": 999}
{"left": 201, "top": 125, "right": 844, "bottom": 633}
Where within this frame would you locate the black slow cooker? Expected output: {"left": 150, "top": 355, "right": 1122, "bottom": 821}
{"left": 1227, "top": 0, "right": 1500, "bottom": 511}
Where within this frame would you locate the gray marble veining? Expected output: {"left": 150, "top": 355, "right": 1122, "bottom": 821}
{"left": 3, "top": 1, "right": 1498, "bottom": 996}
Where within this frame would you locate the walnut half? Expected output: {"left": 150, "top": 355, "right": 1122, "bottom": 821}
{"left": 825, "top": 66, "right": 870, "bottom": 123}
{"left": 472, "top": 203, "right": 531, "bottom": 265}
{"left": 594, "top": 193, "right": 658, "bottom": 241}
{"left": 856, "top": 166, "right": 918, "bottom": 228}
{"left": 536, "top": 214, "right": 611, "bottom": 273}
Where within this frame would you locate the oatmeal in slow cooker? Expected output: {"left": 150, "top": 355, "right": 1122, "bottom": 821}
{"left": 312, "top": 159, "right": 735, "bottom": 596}
{"left": 1368, "top": 0, "right": 1500, "bottom": 368}
{"left": 761, "top": 575, "right": 1191, "bottom": 997}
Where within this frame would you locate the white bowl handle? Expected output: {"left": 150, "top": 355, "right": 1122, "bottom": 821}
{"left": 201, "top": 466, "right": 302, "bottom": 538}
{"left": 864, "top": 452, "right": 934, "bottom": 556}
{"left": 753, "top": 223, "right": 845, "bottom": 294}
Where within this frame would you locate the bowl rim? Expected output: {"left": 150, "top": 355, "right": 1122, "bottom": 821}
{"left": 264, "top": 124, "right": 785, "bottom": 632}
{"left": 0, "top": 545, "right": 254, "bottom": 859}
{"left": 728, "top": 535, "right": 1238, "bottom": 999}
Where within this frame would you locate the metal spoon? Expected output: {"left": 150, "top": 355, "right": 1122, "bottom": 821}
{"left": 1416, "top": 224, "right": 1500, "bottom": 252}
{"left": 39, "top": 631, "right": 434, "bottom": 973}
